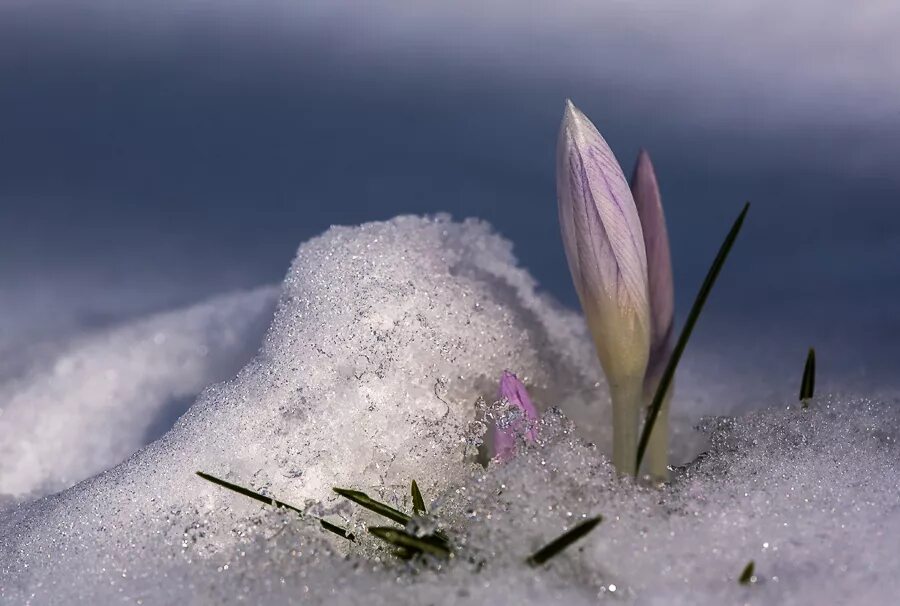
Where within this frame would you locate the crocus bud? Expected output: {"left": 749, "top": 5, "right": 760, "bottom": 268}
{"left": 491, "top": 371, "right": 539, "bottom": 462}
{"left": 557, "top": 100, "right": 651, "bottom": 474}
{"left": 630, "top": 149, "right": 674, "bottom": 390}
{"left": 630, "top": 149, "right": 674, "bottom": 479}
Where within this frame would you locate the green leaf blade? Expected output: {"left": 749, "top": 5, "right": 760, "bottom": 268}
{"left": 635, "top": 202, "right": 750, "bottom": 476}
{"left": 196, "top": 471, "right": 303, "bottom": 515}
{"left": 800, "top": 347, "right": 816, "bottom": 405}
{"left": 333, "top": 487, "right": 411, "bottom": 526}
{"left": 368, "top": 526, "right": 451, "bottom": 558}
{"left": 197, "top": 471, "right": 354, "bottom": 542}
{"left": 739, "top": 560, "right": 755, "bottom": 585}
{"left": 411, "top": 480, "right": 426, "bottom": 516}
{"left": 319, "top": 519, "right": 356, "bottom": 542}
{"left": 526, "top": 515, "right": 603, "bottom": 567}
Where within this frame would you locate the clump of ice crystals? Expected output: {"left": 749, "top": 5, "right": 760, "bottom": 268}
{"left": 1, "top": 216, "right": 898, "bottom": 605}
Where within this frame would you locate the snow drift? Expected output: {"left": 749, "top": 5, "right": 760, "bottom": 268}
{"left": 0, "top": 216, "right": 897, "bottom": 605}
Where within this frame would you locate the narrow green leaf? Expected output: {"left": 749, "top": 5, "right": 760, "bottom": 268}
{"left": 196, "top": 471, "right": 303, "bottom": 514}
{"left": 333, "top": 487, "right": 411, "bottom": 526}
{"left": 635, "top": 202, "right": 750, "bottom": 476}
{"left": 525, "top": 515, "right": 603, "bottom": 566}
{"left": 739, "top": 560, "right": 755, "bottom": 585}
{"left": 411, "top": 480, "right": 426, "bottom": 516}
{"left": 368, "top": 526, "right": 451, "bottom": 558}
{"left": 319, "top": 519, "right": 356, "bottom": 542}
{"left": 197, "top": 471, "right": 354, "bottom": 542}
{"left": 800, "top": 347, "right": 816, "bottom": 406}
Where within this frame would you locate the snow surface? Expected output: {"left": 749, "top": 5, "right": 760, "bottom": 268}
{"left": 0, "top": 216, "right": 897, "bottom": 605}
{"left": 0, "top": 287, "right": 277, "bottom": 501}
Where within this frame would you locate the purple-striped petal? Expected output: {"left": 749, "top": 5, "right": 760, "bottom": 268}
{"left": 630, "top": 149, "right": 674, "bottom": 385}
{"left": 491, "top": 371, "right": 539, "bottom": 462}
{"left": 557, "top": 100, "right": 651, "bottom": 381}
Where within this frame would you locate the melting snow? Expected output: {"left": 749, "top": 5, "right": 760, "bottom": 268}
{"left": 0, "top": 216, "right": 896, "bottom": 605}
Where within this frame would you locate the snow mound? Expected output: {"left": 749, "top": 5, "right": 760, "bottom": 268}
{"left": 0, "top": 215, "right": 605, "bottom": 602}
{"left": 1, "top": 216, "right": 897, "bottom": 605}
{"left": 0, "top": 286, "right": 277, "bottom": 500}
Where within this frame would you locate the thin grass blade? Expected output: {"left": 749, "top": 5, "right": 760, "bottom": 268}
{"left": 635, "top": 202, "right": 750, "bottom": 475}
{"left": 196, "top": 471, "right": 303, "bottom": 514}
{"left": 319, "top": 519, "right": 356, "bottom": 541}
{"left": 525, "top": 515, "right": 603, "bottom": 566}
{"left": 333, "top": 487, "right": 411, "bottom": 525}
{"left": 198, "top": 471, "right": 355, "bottom": 542}
{"left": 800, "top": 347, "right": 816, "bottom": 405}
{"left": 367, "top": 526, "right": 451, "bottom": 558}
{"left": 739, "top": 560, "right": 755, "bottom": 584}
{"left": 411, "top": 480, "right": 426, "bottom": 516}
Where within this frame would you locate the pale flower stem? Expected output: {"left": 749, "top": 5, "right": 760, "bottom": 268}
{"left": 645, "top": 386, "right": 671, "bottom": 480}
{"left": 609, "top": 379, "right": 643, "bottom": 475}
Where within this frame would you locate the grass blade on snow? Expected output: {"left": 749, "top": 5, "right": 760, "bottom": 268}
{"left": 197, "top": 471, "right": 303, "bottom": 514}
{"left": 319, "top": 519, "right": 356, "bottom": 541}
{"left": 368, "top": 526, "right": 451, "bottom": 558}
{"left": 635, "top": 202, "right": 750, "bottom": 476}
{"left": 333, "top": 487, "right": 411, "bottom": 526}
{"left": 197, "top": 471, "right": 354, "bottom": 541}
{"left": 739, "top": 560, "right": 755, "bottom": 584}
{"left": 526, "top": 515, "right": 603, "bottom": 567}
{"left": 800, "top": 347, "right": 816, "bottom": 406}
{"left": 411, "top": 480, "right": 427, "bottom": 515}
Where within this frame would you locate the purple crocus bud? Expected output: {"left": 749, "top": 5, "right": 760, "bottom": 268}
{"left": 630, "top": 149, "right": 674, "bottom": 389}
{"left": 630, "top": 149, "right": 674, "bottom": 479}
{"left": 491, "top": 371, "right": 539, "bottom": 462}
{"left": 557, "top": 100, "right": 651, "bottom": 474}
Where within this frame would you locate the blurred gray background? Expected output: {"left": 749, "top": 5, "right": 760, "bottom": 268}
{"left": 1, "top": 1, "right": 898, "bottom": 391}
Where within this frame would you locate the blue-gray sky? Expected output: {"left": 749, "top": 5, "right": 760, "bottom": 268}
{"left": 1, "top": 1, "right": 898, "bottom": 387}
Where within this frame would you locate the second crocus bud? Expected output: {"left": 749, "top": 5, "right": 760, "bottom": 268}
{"left": 631, "top": 149, "right": 675, "bottom": 479}
{"left": 556, "top": 100, "right": 651, "bottom": 474}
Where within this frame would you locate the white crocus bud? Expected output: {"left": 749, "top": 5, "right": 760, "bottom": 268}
{"left": 556, "top": 100, "right": 651, "bottom": 474}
